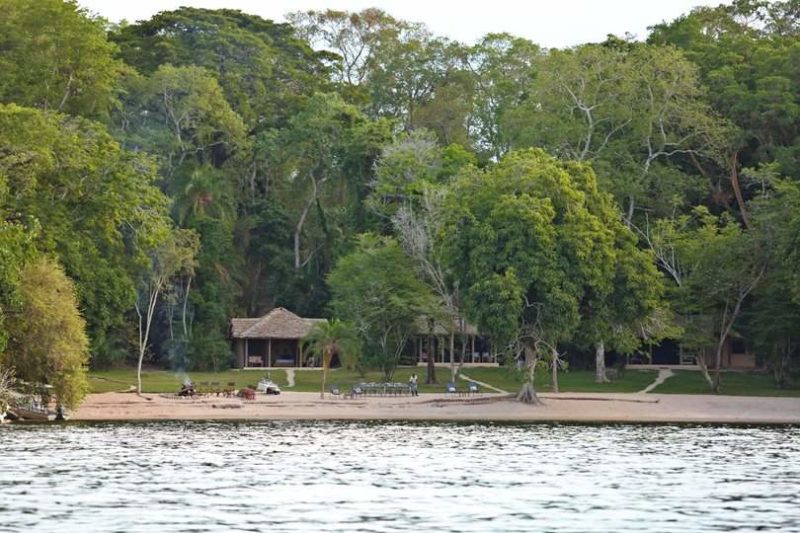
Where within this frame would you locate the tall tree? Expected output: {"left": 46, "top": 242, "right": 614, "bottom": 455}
{"left": 304, "top": 319, "right": 361, "bottom": 398}
{"left": 112, "top": 7, "right": 327, "bottom": 127}
{"left": 2, "top": 258, "right": 89, "bottom": 410}
{"left": 650, "top": 1, "right": 800, "bottom": 225}
{"left": 0, "top": 104, "right": 172, "bottom": 365}
{"left": 328, "top": 234, "right": 436, "bottom": 381}
{"left": 464, "top": 33, "right": 540, "bottom": 161}
{"left": 651, "top": 207, "right": 766, "bottom": 392}
{"left": 503, "top": 42, "right": 730, "bottom": 223}
{"left": 370, "top": 130, "right": 477, "bottom": 382}
{"left": 287, "top": 8, "right": 402, "bottom": 86}
{"left": 135, "top": 229, "right": 199, "bottom": 393}
{"left": 442, "top": 149, "right": 627, "bottom": 402}
{"left": 0, "top": 0, "right": 123, "bottom": 118}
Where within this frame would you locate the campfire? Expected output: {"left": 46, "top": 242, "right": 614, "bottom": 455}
{"left": 178, "top": 381, "right": 196, "bottom": 397}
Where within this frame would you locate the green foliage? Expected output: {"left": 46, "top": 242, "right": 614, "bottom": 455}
{"left": 304, "top": 319, "right": 361, "bottom": 397}
{"left": 0, "top": 0, "right": 123, "bottom": 118}
{"left": 744, "top": 180, "right": 800, "bottom": 386}
{"left": 113, "top": 7, "right": 327, "bottom": 127}
{"left": 1, "top": 2, "right": 798, "bottom": 395}
{"left": 502, "top": 42, "right": 731, "bottom": 220}
{"left": 115, "top": 65, "right": 247, "bottom": 178}
{"left": 0, "top": 221, "right": 37, "bottom": 354}
{"left": 649, "top": 1, "right": 800, "bottom": 178}
{"left": 443, "top": 149, "right": 623, "bottom": 355}
{"left": 328, "top": 234, "right": 436, "bottom": 379}
{"left": 0, "top": 104, "right": 172, "bottom": 362}
{"left": 2, "top": 258, "right": 89, "bottom": 409}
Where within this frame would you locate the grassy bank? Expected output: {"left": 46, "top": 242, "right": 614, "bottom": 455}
{"left": 88, "top": 366, "right": 800, "bottom": 397}
{"left": 88, "top": 369, "right": 289, "bottom": 394}
{"left": 650, "top": 370, "right": 800, "bottom": 397}
{"left": 88, "top": 366, "right": 656, "bottom": 395}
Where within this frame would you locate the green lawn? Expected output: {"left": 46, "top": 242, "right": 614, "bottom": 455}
{"left": 651, "top": 370, "right": 800, "bottom": 397}
{"left": 292, "top": 366, "right": 454, "bottom": 393}
{"left": 459, "top": 367, "right": 657, "bottom": 393}
{"left": 88, "top": 366, "right": 657, "bottom": 395}
{"left": 88, "top": 366, "right": 800, "bottom": 397}
{"left": 88, "top": 369, "right": 288, "bottom": 394}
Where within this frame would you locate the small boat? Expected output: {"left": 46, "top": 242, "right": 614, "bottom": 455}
{"left": 8, "top": 404, "right": 56, "bottom": 421}
{"left": 7, "top": 387, "right": 58, "bottom": 421}
{"left": 257, "top": 378, "right": 281, "bottom": 395}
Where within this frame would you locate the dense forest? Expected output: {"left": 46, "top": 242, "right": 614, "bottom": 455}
{"left": 1, "top": 0, "right": 799, "bottom": 406}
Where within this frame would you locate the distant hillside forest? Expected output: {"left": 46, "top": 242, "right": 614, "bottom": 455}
{"left": 2, "top": 0, "right": 799, "bottom": 393}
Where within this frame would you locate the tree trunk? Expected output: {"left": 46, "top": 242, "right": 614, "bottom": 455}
{"left": 626, "top": 195, "right": 635, "bottom": 226}
{"left": 135, "top": 283, "right": 161, "bottom": 396}
{"left": 696, "top": 351, "right": 714, "bottom": 389}
{"left": 426, "top": 335, "right": 437, "bottom": 384}
{"left": 517, "top": 344, "right": 541, "bottom": 404}
{"left": 713, "top": 336, "right": 725, "bottom": 394}
{"left": 181, "top": 276, "right": 192, "bottom": 338}
{"left": 321, "top": 347, "right": 330, "bottom": 400}
{"left": 595, "top": 340, "right": 610, "bottom": 383}
{"left": 449, "top": 332, "right": 456, "bottom": 383}
{"left": 294, "top": 198, "right": 314, "bottom": 269}
{"left": 551, "top": 347, "right": 560, "bottom": 393}
{"left": 729, "top": 151, "right": 750, "bottom": 228}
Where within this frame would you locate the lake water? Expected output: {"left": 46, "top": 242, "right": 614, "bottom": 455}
{"left": 1, "top": 422, "right": 798, "bottom": 532}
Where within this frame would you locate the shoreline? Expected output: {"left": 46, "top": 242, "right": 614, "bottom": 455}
{"left": 62, "top": 391, "right": 800, "bottom": 425}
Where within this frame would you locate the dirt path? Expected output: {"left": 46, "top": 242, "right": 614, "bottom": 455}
{"left": 640, "top": 368, "right": 674, "bottom": 393}
{"left": 459, "top": 373, "right": 509, "bottom": 394}
{"left": 285, "top": 368, "right": 296, "bottom": 388}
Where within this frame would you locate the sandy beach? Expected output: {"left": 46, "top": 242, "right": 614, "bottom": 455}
{"left": 71, "top": 391, "right": 800, "bottom": 424}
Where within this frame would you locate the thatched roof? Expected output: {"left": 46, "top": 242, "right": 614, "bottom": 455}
{"left": 230, "top": 308, "right": 326, "bottom": 339}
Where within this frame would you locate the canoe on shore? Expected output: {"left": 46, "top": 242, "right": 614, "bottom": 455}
{"left": 8, "top": 405, "right": 57, "bottom": 421}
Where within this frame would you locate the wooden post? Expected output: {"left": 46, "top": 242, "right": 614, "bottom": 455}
{"left": 471, "top": 336, "right": 475, "bottom": 363}
{"left": 244, "top": 339, "right": 249, "bottom": 368}
{"left": 268, "top": 338, "right": 272, "bottom": 368}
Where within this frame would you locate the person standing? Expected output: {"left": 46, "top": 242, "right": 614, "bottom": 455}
{"left": 409, "top": 373, "right": 419, "bottom": 396}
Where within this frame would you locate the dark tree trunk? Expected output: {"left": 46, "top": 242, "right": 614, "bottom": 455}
{"left": 426, "top": 335, "right": 437, "bottom": 384}
{"left": 517, "top": 344, "right": 541, "bottom": 404}
{"left": 595, "top": 340, "right": 610, "bottom": 383}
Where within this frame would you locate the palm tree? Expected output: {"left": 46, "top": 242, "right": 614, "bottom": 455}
{"left": 304, "top": 319, "right": 361, "bottom": 399}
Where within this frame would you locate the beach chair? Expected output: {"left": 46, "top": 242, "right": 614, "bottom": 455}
{"left": 468, "top": 382, "right": 479, "bottom": 395}
{"left": 330, "top": 384, "right": 341, "bottom": 397}
{"left": 446, "top": 382, "right": 457, "bottom": 394}
{"left": 224, "top": 382, "right": 236, "bottom": 397}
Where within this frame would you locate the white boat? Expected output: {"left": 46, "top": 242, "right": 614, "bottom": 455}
{"left": 256, "top": 378, "right": 281, "bottom": 395}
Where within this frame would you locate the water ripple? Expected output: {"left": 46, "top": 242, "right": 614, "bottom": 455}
{"left": 1, "top": 422, "right": 799, "bottom": 532}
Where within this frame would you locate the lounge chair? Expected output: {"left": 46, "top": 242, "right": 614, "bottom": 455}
{"left": 468, "top": 382, "right": 479, "bottom": 395}
{"left": 446, "top": 382, "right": 457, "bottom": 394}
{"left": 330, "top": 384, "right": 341, "bottom": 396}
